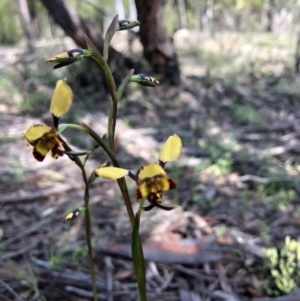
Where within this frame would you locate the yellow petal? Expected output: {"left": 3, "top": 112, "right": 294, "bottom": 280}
{"left": 34, "top": 141, "right": 50, "bottom": 157}
{"left": 137, "top": 163, "right": 166, "bottom": 182}
{"left": 137, "top": 182, "right": 148, "bottom": 199}
{"left": 24, "top": 124, "right": 52, "bottom": 144}
{"left": 50, "top": 78, "right": 73, "bottom": 118}
{"left": 47, "top": 49, "right": 84, "bottom": 63}
{"left": 95, "top": 167, "right": 129, "bottom": 179}
{"left": 47, "top": 52, "right": 70, "bottom": 62}
{"left": 160, "top": 177, "right": 173, "bottom": 191}
{"left": 159, "top": 134, "right": 182, "bottom": 162}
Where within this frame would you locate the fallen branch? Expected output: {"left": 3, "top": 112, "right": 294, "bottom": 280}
{"left": 241, "top": 119, "right": 300, "bottom": 134}
{"left": 213, "top": 290, "right": 242, "bottom": 301}
{"left": 97, "top": 236, "right": 223, "bottom": 264}
{"left": 1, "top": 178, "right": 106, "bottom": 204}
{"left": 0, "top": 279, "right": 24, "bottom": 301}
{"left": 239, "top": 174, "right": 299, "bottom": 185}
{"left": 0, "top": 183, "right": 84, "bottom": 204}
{"left": 1, "top": 239, "right": 39, "bottom": 260}
{"left": 31, "top": 257, "right": 106, "bottom": 289}
{"left": 261, "top": 144, "right": 300, "bottom": 156}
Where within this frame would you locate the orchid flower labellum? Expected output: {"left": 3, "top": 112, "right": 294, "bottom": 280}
{"left": 95, "top": 134, "right": 182, "bottom": 211}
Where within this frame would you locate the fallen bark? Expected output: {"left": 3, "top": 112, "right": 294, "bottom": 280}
{"left": 97, "top": 235, "right": 223, "bottom": 264}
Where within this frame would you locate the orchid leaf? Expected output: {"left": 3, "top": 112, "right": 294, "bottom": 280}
{"left": 103, "top": 15, "right": 118, "bottom": 62}
{"left": 132, "top": 199, "right": 147, "bottom": 301}
{"left": 85, "top": 34, "right": 106, "bottom": 70}
{"left": 117, "top": 69, "right": 134, "bottom": 101}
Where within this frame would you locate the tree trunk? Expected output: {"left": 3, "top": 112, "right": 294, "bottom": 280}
{"left": 264, "top": 0, "right": 274, "bottom": 32}
{"left": 18, "top": 0, "right": 35, "bottom": 53}
{"left": 177, "top": 0, "right": 187, "bottom": 28}
{"left": 135, "top": 0, "right": 181, "bottom": 85}
{"left": 40, "top": 0, "right": 140, "bottom": 81}
{"left": 295, "top": 32, "right": 300, "bottom": 74}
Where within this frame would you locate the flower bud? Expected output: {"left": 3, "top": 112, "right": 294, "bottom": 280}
{"left": 46, "top": 49, "right": 92, "bottom": 69}
{"left": 117, "top": 20, "right": 140, "bottom": 31}
{"left": 131, "top": 74, "right": 159, "bottom": 87}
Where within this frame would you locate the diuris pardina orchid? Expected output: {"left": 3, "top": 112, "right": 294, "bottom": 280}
{"left": 24, "top": 78, "right": 72, "bottom": 161}
{"left": 95, "top": 134, "right": 182, "bottom": 211}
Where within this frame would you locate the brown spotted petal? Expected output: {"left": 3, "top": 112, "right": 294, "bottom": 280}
{"left": 24, "top": 125, "right": 64, "bottom": 162}
{"left": 136, "top": 163, "right": 176, "bottom": 206}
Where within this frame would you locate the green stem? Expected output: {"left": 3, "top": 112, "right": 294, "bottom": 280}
{"left": 81, "top": 123, "right": 117, "bottom": 166}
{"left": 108, "top": 107, "right": 114, "bottom": 149}
{"left": 83, "top": 172, "right": 98, "bottom": 301}
{"left": 61, "top": 139, "right": 98, "bottom": 301}
{"left": 84, "top": 34, "right": 118, "bottom": 150}
{"left": 85, "top": 33, "right": 145, "bottom": 300}
{"left": 81, "top": 122, "right": 135, "bottom": 227}
{"left": 105, "top": 65, "right": 118, "bottom": 150}
{"left": 59, "top": 123, "right": 90, "bottom": 134}
{"left": 132, "top": 198, "right": 146, "bottom": 301}
{"left": 117, "top": 69, "right": 135, "bottom": 101}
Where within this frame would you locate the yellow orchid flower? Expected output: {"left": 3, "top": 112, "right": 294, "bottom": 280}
{"left": 24, "top": 79, "right": 75, "bottom": 161}
{"left": 95, "top": 134, "right": 182, "bottom": 211}
{"left": 24, "top": 124, "right": 64, "bottom": 162}
{"left": 136, "top": 163, "right": 176, "bottom": 203}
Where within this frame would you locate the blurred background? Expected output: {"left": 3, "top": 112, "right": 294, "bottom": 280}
{"left": 1, "top": 0, "right": 300, "bottom": 300}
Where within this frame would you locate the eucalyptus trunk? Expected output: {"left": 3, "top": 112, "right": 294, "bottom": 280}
{"left": 135, "top": 0, "right": 181, "bottom": 85}
{"left": 18, "top": 0, "right": 35, "bottom": 53}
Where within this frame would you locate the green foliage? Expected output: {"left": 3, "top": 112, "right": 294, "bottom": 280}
{"left": 262, "top": 236, "right": 300, "bottom": 296}
{"left": 232, "top": 104, "right": 262, "bottom": 125}
{"left": 257, "top": 182, "right": 295, "bottom": 209}
{"left": 0, "top": 72, "right": 21, "bottom": 105}
{"left": 165, "top": 97, "right": 182, "bottom": 109}
{"left": 0, "top": 1, "right": 22, "bottom": 44}
{"left": 124, "top": 116, "right": 138, "bottom": 127}
{"left": 273, "top": 77, "right": 300, "bottom": 101}
{"left": 259, "top": 220, "right": 271, "bottom": 237}
{"left": 8, "top": 260, "right": 39, "bottom": 298}
{"left": 163, "top": 0, "right": 179, "bottom": 34}
{"left": 192, "top": 183, "right": 221, "bottom": 210}
{"left": 177, "top": 32, "right": 295, "bottom": 83}
{"left": 49, "top": 247, "right": 87, "bottom": 268}
{"left": 168, "top": 163, "right": 181, "bottom": 205}
{"left": 17, "top": 91, "right": 49, "bottom": 115}
{"left": 240, "top": 189, "right": 249, "bottom": 204}
{"left": 201, "top": 135, "right": 237, "bottom": 176}
{"left": 48, "top": 253, "right": 64, "bottom": 268}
